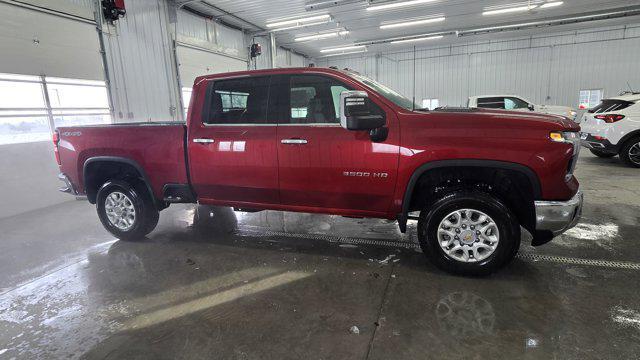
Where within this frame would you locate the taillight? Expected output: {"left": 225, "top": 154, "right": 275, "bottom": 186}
{"left": 594, "top": 114, "right": 625, "bottom": 123}
{"left": 53, "top": 130, "right": 61, "bottom": 166}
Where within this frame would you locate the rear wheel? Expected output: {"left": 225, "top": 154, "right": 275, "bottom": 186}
{"left": 620, "top": 137, "right": 640, "bottom": 168}
{"left": 589, "top": 149, "right": 616, "bottom": 158}
{"left": 96, "top": 180, "right": 159, "bottom": 240}
{"left": 417, "top": 191, "right": 520, "bottom": 276}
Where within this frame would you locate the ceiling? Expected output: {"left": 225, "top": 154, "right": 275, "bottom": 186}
{"left": 184, "top": 0, "right": 640, "bottom": 58}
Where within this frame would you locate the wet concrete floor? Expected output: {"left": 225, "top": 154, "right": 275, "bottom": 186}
{"left": 1, "top": 151, "right": 639, "bottom": 359}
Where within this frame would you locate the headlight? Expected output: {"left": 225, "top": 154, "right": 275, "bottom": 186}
{"left": 550, "top": 131, "right": 579, "bottom": 143}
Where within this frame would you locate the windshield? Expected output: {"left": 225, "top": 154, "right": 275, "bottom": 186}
{"left": 349, "top": 73, "right": 420, "bottom": 111}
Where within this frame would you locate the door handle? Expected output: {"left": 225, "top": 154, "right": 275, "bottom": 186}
{"left": 281, "top": 139, "right": 308, "bottom": 145}
{"left": 193, "top": 138, "right": 215, "bottom": 144}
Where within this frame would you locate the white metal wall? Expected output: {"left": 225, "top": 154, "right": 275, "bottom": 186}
{"left": 316, "top": 24, "right": 640, "bottom": 108}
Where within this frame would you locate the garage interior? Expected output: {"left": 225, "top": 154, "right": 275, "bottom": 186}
{"left": 1, "top": 0, "right": 640, "bottom": 358}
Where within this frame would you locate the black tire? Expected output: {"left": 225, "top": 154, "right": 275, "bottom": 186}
{"left": 96, "top": 179, "right": 159, "bottom": 240}
{"left": 417, "top": 191, "right": 520, "bottom": 276}
{"left": 589, "top": 149, "right": 616, "bottom": 158}
{"left": 619, "top": 137, "right": 640, "bottom": 168}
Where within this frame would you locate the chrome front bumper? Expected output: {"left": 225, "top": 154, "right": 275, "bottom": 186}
{"left": 535, "top": 190, "right": 583, "bottom": 236}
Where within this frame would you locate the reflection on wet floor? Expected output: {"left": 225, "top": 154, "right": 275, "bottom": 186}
{"left": 2, "top": 150, "right": 640, "bottom": 359}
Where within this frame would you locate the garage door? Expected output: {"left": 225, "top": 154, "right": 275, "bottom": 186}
{"left": 177, "top": 45, "right": 248, "bottom": 88}
{"left": 0, "top": 2, "right": 103, "bottom": 80}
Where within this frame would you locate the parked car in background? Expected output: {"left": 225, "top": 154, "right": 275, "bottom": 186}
{"left": 468, "top": 95, "right": 577, "bottom": 120}
{"left": 53, "top": 67, "right": 583, "bottom": 276}
{"left": 580, "top": 92, "right": 640, "bottom": 168}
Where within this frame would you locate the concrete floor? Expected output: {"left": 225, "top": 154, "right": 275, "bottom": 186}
{"left": 1, "top": 151, "right": 639, "bottom": 360}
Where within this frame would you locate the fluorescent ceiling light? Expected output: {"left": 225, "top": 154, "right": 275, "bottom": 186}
{"left": 320, "top": 45, "right": 366, "bottom": 53}
{"left": 266, "top": 14, "right": 331, "bottom": 28}
{"left": 295, "top": 30, "right": 349, "bottom": 42}
{"left": 270, "top": 21, "right": 330, "bottom": 32}
{"left": 380, "top": 17, "right": 445, "bottom": 29}
{"left": 323, "top": 49, "right": 368, "bottom": 57}
{"left": 482, "top": 5, "right": 536, "bottom": 16}
{"left": 390, "top": 35, "right": 443, "bottom": 44}
{"left": 540, "top": 1, "right": 563, "bottom": 8}
{"left": 367, "top": 0, "right": 439, "bottom": 11}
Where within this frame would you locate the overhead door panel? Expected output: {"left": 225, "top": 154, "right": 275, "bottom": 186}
{"left": 177, "top": 45, "right": 247, "bottom": 88}
{"left": 0, "top": 2, "right": 103, "bottom": 80}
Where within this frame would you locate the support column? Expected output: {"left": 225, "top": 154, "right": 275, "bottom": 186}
{"left": 269, "top": 32, "right": 277, "bottom": 69}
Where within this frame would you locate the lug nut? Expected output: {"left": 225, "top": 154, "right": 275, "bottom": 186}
{"left": 455, "top": 228, "right": 461, "bottom": 233}
{"left": 462, "top": 224, "right": 466, "bottom": 229}
{"left": 470, "top": 225, "right": 475, "bottom": 230}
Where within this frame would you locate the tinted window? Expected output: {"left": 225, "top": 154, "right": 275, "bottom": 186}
{"left": 205, "top": 76, "right": 270, "bottom": 124}
{"left": 589, "top": 100, "right": 634, "bottom": 114}
{"left": 504, "top": 97, "right": 529, "bottom": 110}
{"left": 287, "top": 75, "right": 351, "bottom": 124}
{"left": 476, "top": 97, "right": 505, "bottom": 109}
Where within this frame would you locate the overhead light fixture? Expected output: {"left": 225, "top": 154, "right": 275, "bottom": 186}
{"left": 320, "top": 45, "right": 366, "bottom": 53}
{"left": 540, "top": 1, "right": 563, "bottom": 8}
{"left": 367, "top": 0, "right": 439, "bottom": 11}
{"left": 482, "top": 5, "right": 536, "bottom": 16}
{"left": 295, "top": 30, "right": 349, "bottom": 42}
{"left": 266, "top": 14, "right": 331, "bottom": 29}
{"left": 380, "top": 16, "right": 445, "bottom": 29}
{"left": 270, "top": 21, "right": 331, "bottom": 32}
{"left": 323, "top": 49, "right": 368, "bottom": 57}
{"left": 390, "top": 35, "right": 443, "bottom": 44}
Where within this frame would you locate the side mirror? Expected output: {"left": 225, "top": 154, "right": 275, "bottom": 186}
{"left": 528, "top": 104, "right": 535, "bottom": 111}
{"left": 340, "top": 90, "right": 385, "bottom": 131}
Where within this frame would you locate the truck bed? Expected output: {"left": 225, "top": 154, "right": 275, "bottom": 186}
{"left": 56, "top": 123, "right": 189, "bottom": 200}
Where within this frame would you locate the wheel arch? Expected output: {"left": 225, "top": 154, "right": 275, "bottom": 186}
{"left": 398, "top": 159, "right": 542, "bottom": 233}
{"left": 83, "top": 156, "right": 156, "bottom": 205}
{"left": 617, "top": 129, "right": 640, "bottom": 151}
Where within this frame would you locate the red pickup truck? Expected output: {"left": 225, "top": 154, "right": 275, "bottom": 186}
{"left": 54, "top": 67, "right": 583, "bottom": 275}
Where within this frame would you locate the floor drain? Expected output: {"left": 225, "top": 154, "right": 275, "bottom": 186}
{"left": 236, "top": 226, "right": 640, "bottom": 270}
{"left": 236, "top": 227, "right": 420, "bottom": 250}
{"left": 517, "top": 253, "right": 640, "bottom": 270}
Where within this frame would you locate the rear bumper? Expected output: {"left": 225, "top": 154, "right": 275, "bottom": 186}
{"left": 581, "top": 133, "right": 617, "bottom": 153}
{"left": 534, "top": 190, "right": 583, "bottom": 237}
{"left": 58, "top": 173, "right": 79, "bottom": 195}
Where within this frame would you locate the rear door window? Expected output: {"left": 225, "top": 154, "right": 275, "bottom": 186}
{"left": 476, "top": 97, "right": 505, "bottom": 109}
{"left": 204, "top": 76, "right": 271, "bottom": 124}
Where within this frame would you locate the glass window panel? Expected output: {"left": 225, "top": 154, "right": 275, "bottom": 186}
{"left": 47, "top": 83, "right": 109, "bottom": 109}
{"left": 0, "top": 116, "right": 51, "bottom": 145}
{"left": 0, "top": 80, "right": 46, "bottom": 108}
{"left": 53, "top": 115, "right": 111, "bottom": 128}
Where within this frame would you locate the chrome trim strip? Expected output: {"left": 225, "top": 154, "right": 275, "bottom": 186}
{"left": 193, "top": 138, "right": 215, "bottom": 143}
{"left": 281, "top": 139, "right": 308, "bottom": 144}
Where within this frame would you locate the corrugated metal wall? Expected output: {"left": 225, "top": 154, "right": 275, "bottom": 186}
{"left": 316, "top": 24, "right": 640, "bottom": 108}
{"left": 249, "top": 35, "right": 307, "bottom": 69}
{"left": 102, "top": 0, "right": 181, "bottom": 122}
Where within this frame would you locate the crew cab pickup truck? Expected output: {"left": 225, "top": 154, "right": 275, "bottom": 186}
{"left": 54, "top": 68, "right": 583, "bottom": 275}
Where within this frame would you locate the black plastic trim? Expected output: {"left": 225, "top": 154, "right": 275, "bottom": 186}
{"left": 83, "top": 156, "right": 156, "bottom": 205}
{"left": 397, "top": 159, "right": 542, "bottom": 232}
{"left": 616, "top": 129, "right": 640, "bottom": 152}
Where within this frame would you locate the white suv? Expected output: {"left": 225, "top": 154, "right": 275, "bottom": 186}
{"left": 580, "top": 92, "right": 640, "bottom": 168}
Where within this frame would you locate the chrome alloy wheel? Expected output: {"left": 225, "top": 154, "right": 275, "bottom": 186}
{"left": 628, "top": 142, "right": 640, "bottom": 166}
{"left": 105, "top": 191, "right": 136, "bottom": 231}
{"left": 437, "top": 209, "right": 499, "bottom": 263}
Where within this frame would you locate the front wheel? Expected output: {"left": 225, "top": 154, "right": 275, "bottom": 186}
{"left": 418, "top": 191, "right": 520, "bottom": 276}
{"left": 620, "top": 137, "right": 640, "bottom": 168}
{"left": 96, "top": 180, "right": 159, "bottom": 240}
